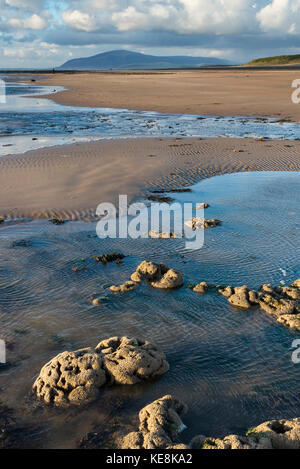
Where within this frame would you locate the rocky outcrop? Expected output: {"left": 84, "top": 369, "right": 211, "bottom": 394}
{"left": 33, "top": 337, "right": 168, "bottom": 406}
{"left": 122, "top": 395, "right": 188, "bottom": 449}
{"left": 218, "top": 280, "right": 300, "bottom": 330}
{"left": 110, "top": 261, "right": 184, "bottom": 293}
{"left": 218, "top": 285, "right": 259, "bottom": 309}
{"left": 185, "top": 218, "right": 222, "bottom": 230}
{"left": 248, "top": 417, "right": 300, "bottom": 449}
{"left": 259, "top": 282, "right": 300, "bottom": 330}
{"left": 120, "top": 396, "right": 300, "bottom": 450}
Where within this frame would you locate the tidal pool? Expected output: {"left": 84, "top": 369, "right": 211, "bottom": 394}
{"left": 0, "top": 79, "right": 300, "bottom": 156}
{"left": 0, "top": 171, "right": 299, "bottom": 448}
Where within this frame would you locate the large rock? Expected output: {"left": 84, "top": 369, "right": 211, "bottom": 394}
{"left": 33, "top": 348, "right": 107, "bottom": 406}
{"left": 95, "top": 337, "right": 169, "bottom": 385}
{"left": 249, "top": 418, "right": 300, "bottom": 449}
{"left": 122, "top": 395, "right": 188, "bottom": 449}
{"left": 33, "top": 337, "right": 169, "bottom": 406}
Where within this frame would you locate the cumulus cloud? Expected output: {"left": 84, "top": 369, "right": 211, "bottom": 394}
{"left": 257, "top": 0, "right": 300, "bottom": 33}
{"left": 61, "top": 9, "right": 98, "bottom": 32}
{"left": 8, "top": 13, "right": 47, "bottom": 30}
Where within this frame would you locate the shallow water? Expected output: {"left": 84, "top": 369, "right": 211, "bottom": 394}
{"left": 0, "top": 171, "right": 299, "bottom": 448}
{"left": 1, "top": 79, "right": 300, "bottom": 155}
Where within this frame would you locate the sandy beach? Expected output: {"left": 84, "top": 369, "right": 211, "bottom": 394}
{"left": 0, "top": 136, "right": 300, "bottom": 221}
{"left": 36, "top": 69, "right": 300, "bottom": 121}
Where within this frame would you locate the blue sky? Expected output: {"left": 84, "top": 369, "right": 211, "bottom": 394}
{"left": 1, "top": 0, "right": 300, "bottom": 67}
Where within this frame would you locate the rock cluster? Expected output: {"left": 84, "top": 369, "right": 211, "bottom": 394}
{"left": 121, "top": 396, "right": 300, "bottom": 450}
{"left": 33, "top": 337, "right": 169, "bottom": 406}
{"left": 109, "top": 261, "right": 184, "bottom": 293}
{"left": 185, "top": 218, "right": 222, "bottom": 230}
{"left": 122, "top": 395, "right": 189, "bottom": 449}
{"left": 218, "top": 279, "right": 300, "bottom": 330}
{"left": 218, "top": 285, "right": 259, "bottom": 309}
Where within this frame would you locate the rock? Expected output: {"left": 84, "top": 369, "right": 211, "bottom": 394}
{"left": 136, "top": 261, "right": 168, "bottom": 282}
{"left": 96, "top": 337, "right": 169, "bottom": 385}
{"left": 130, "top": 271, "right": 143, "bottom": 283}
{"left": 259, "top": 280, "right": 300, "bottom": 319}
{"left": 193, "top": 282, "right": 209, "bottom": 294}
{"left": 49, "top": 218, "right": 65, "bottom": 225}
{"left": 151, "top": 268, "right": 184, "bottom": 290}
{"left": 122, "top": 395, "right": 188, "bottom": 449}
{"left": 196, "top": 203, "right": 210, "bottom": 210}
{"left": 148, "top": 231, "right": 177, "bottom": 239}
{"left": 131, "top": 261, "right": 184, "bottom": 290}
{"left": 34, "top": 337, "right": 169, "bottom": 406}
{"left": 95, "top": 253, "right": 125, "bottom": 264}
{"left": 185, "top": 218, "right": 222, "bottom": 230}
{"left": 219, "top": 285, "right": 259, "bottom": 309}
{"left": 276, "top": 314, "right": 300, "bottom": 330}
{"left": 248, "top": 418, "right": 300, "bottom": 449}
{"left": 0, "top": 217, "right": 4, "bottom": 224}
{"left": 33, "top": 348, "right": 107, "bottom": 406}
{"left": 109, "top": 281, "right": 139, "bottom": 293}
{"left": 92, "top": 297, "right": 102, "bottom": 306}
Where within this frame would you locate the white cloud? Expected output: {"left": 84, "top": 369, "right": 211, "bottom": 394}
{"left": 257, "top": 0, "right": 300, "bottom": 33}
{"left": 61, "top": 9, "right": 97, "bottom": 32}
{"left": 8, "top": 13, "right": 47, "bottom": 30}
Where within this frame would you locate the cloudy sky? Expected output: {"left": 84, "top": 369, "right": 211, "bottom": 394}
{"left": 1, "top": 0, "right": 300, "bottom": 67}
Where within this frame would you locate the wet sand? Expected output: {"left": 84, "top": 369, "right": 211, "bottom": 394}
{"left": 36, "top": 69, "right": 300, "bottom": 121}
{"left": 0, "top": 137, "right": 300, "bottom": 221}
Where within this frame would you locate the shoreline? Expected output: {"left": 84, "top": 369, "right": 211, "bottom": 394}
{"left": 1, "top": 136, "right": 300, "bottom": 221}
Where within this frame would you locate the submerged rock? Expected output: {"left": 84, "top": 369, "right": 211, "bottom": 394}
{"left": 185, "top": 217, "right": 222, "bottom": 230}
{"left": 33, "top": 337, "right": 169, "bottom": 406}
{"left": 109, "top": 281, "right": 139, "bottom": 293}
{"left": 148, "top": 230, "right": 178, "bottom": 239}
{"left": 49, "top": 218, "right": 65, "bottom": 225}
{"left": 122, "top": 395, "right": 188, "bottom": 450}
{"left": 95, "top": 253, "right": 125, "bottom": 264}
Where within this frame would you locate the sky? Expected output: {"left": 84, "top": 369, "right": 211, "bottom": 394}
{"left": 1, "top": 0, "right": 300, "bottom": 68}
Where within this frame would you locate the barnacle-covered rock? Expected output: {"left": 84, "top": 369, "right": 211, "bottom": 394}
{"left": 219, "top": 285, "right": 259, "bottom": 309}
{"left": 96, "top": 337, "right": 169, "bottom": 385}
{"left": 151, "top": 268, "right": 184, "bottom": 290}
{"left": 122, "top": 395, "right": 188, "bottom": 449}
{"left": 109, "top": 281, "right": 139, "bottom": 293}
{"left": 193, "top": 282, "right": 209, "bottom": 294}
{"left": 34, "top": 337, "right": 169, "bottom": 406}
{"left": 33, "top": 348, "right": 107, "bottom": 406}
{"left": 248, "top": 418, "right": 300, "bottom": 449}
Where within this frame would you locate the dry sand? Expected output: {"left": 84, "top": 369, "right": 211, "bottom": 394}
{"left": 0, "top": 137, "right": 300, "bottom": 221}
{"left": 37, "top": 69, "right": 300, "bottom": 121}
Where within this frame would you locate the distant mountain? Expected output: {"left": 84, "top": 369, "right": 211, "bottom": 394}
{"left": 247, "top": 54, "right": 300, "bottom": 66}
{"left": 58, "top": 49, "right": 231, "bottom": 70}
